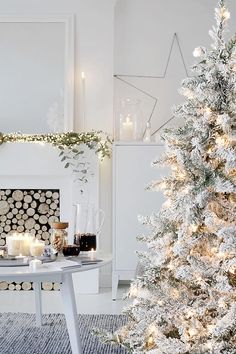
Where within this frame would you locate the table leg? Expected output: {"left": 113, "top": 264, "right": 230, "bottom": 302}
{"left": 112, "top": 272, "right": 119, "bottom": 301}
{"left": 34, "top": 282, "right": 42, "bottom": 326}
{"left": 60, "top": 273, "right": 82, "bottom": 354}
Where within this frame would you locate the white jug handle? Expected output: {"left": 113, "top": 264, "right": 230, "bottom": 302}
{"left": 96, "top": 209, "right": 105, "bottom": 236}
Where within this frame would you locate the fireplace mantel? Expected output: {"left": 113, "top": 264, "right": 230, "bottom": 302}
{"left": 0, "top": 142, "right": 74, "bottom": 175}
{"left": 0, "top": 142, "right": 100, "bottom": 293}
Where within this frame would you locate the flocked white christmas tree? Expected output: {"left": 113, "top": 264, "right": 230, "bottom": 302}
{"left": 100, "top": 1, "right": 236, "bottom": 353}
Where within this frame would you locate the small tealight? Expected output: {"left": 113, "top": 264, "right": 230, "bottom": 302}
{"left": 29, "top": 259, "right": 43, "bottom": 271}
{"left": 15, "top": 254, "right": 25, "bottom": 259}
{"left": 89, "top": 248, "right": 96, "bottom": 261}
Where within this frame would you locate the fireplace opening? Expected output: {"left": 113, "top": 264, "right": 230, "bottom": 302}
{"left": 0, "top": 188, "right": 60, "bottom": 291}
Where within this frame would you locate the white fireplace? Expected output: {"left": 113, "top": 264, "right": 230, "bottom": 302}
{"left": 0, "top": 142, "right": 99, "bottom": 293}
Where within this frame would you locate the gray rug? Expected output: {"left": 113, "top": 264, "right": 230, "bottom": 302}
{"left": 0, "top": 313, "right": 128, "bottom": 354}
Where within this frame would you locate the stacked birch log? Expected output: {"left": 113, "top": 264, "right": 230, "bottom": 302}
{"left": 0, "top": 189, "right": 61, "bottom": 291}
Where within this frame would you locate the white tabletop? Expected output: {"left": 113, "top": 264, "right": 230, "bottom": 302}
{"left": 0, "top": 254, "right": 111, "bottom": 282}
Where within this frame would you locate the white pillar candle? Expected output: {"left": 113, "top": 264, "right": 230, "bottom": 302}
{"left": 6, "top": 234, "right": 23, "bottom": 256}
{"left": 20, "top": 234, "right": 34, "bottom": 256}
{"left": 6, "top": 233, "right": 34, "bottom": 256}
{"left": 29, "top": 259, "right": 43, "bottom": 270}
{"left": 120, "top": 115, "right": 134, "bottom": 141}
{"left": 30, "top": 240, "right": 45, "bottom": 257}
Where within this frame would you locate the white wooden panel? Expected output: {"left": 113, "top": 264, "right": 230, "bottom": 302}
{"left": 114, "top": 144, "right": 168, "bottom": 272}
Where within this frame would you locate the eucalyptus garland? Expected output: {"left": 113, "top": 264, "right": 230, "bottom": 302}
{"left": 0, "top": 131, "right": 112, "bottom": 183}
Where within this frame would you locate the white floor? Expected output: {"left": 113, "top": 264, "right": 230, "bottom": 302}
{"left": 0, "top": 285, "right": 130, "bottom": 315}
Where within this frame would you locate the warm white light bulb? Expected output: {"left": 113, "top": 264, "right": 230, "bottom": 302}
{"left": 188, "top": 327, "right": 198, "bottom": 337}
{"left": 163, "top": 199, "right": 171, "bottom": 208}
{"left": 171, "top": 289, "right": 180, "bottom": 299}
{"left": 204, "top": 107, "right": 212, "bottom": 116}
{"left": 223, "top": 9, "right": 230, "bottom": 20}
{"left": 193, "top": 47, "right": 204, "bottom": 58}
{"left": 178, "top": 172, "right": 186, "bottom": 180}
{"left": 182, "top": 186, "right": 190, "bottom": 195}
{"left": 207, "top": 325, "right": 215, "bottom": 334}
{"left": 130, "top": 285, "right": 138, "bottom": 297}
{"left": 218, "top": 299, "right": 227, "bottom": 308}
{"left": 182, "top": 88, "right": 194, "bottom": 99}
{"left": 148, "top": 324, "right": 158, "bottom": 336}
{"left": 160, "top": 181, "right": 167, "bottom": 189}
{"left": 205, "top": 341, "right": 213, "bottom": 350}
{"left": 229, "top": 266, "right": 236, "bottom": 274}
{"left": 147, "top": 334, "right": 154, "bottom": 347}
{"left": 216, "top": 136, "right": 226, "bottom": 146}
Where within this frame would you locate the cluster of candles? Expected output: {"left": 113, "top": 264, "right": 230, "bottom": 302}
{"left": 6, "top": 233, "right": 45, "bottom": 258}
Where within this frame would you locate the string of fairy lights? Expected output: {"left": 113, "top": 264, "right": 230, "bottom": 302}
{"left": 0, "top": 131, "right": 112, "bottom": 161}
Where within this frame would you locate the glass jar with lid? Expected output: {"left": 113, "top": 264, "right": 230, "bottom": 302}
{"left": 50, "top": 222, "right": 68, "bottom": 254}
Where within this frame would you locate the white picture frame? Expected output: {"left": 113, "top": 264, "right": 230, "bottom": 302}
{"left": 0, "top": 15, "right": 75, "bottom": 132}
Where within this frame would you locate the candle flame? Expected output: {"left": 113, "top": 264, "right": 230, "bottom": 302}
{"left": 126, "top": 115, "right": 131, "bottom": 123}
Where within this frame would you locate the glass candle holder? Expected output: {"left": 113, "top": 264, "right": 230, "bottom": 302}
{"left": 6, "top": 233, "right": 34, "bottom": 256}
{"left": 116, "top": 98, "right": 143, "bottom": 141}
{"left": 30, "top": 240, "right": 45, "bottom": 257}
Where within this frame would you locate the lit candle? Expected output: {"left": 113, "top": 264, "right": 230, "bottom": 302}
{"left": 120, "top": 115, "right": 134, "bottom": 141}
{"left": 81, "top": 71, "right": 86, "bottom": 130}
{"left": 15, "top": 253, "right": 24, "bottom": 259}
{"left": 89, "top": 248, "right": 96, "bottom": 261}
{"left": 30, "top": 240, "right": 45, "bottom": 257}
{"left": 6, "top": 233, "right": 21, "bottom": 256}
{"left": 29, "top": 259, "right": 43, "bottom": 270}
{"left": 20, "top": 233, "right": 34, "bottom": 256}
{"left": 6, "top": 233, "right": 34, "bottom": 256}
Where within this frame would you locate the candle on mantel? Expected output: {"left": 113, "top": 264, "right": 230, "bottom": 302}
{"left": 81, "top": 71, "right": 86, "bottom": 130}
{"left": 120, "top": 115, "right": 134, "bottom": 141}
{"left": 30, "top": 240, "right": 45, "bottom": 257}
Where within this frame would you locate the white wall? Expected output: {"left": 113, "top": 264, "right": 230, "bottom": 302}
{"left": 114, "top": 0, "right": 236, "bottom": 140}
